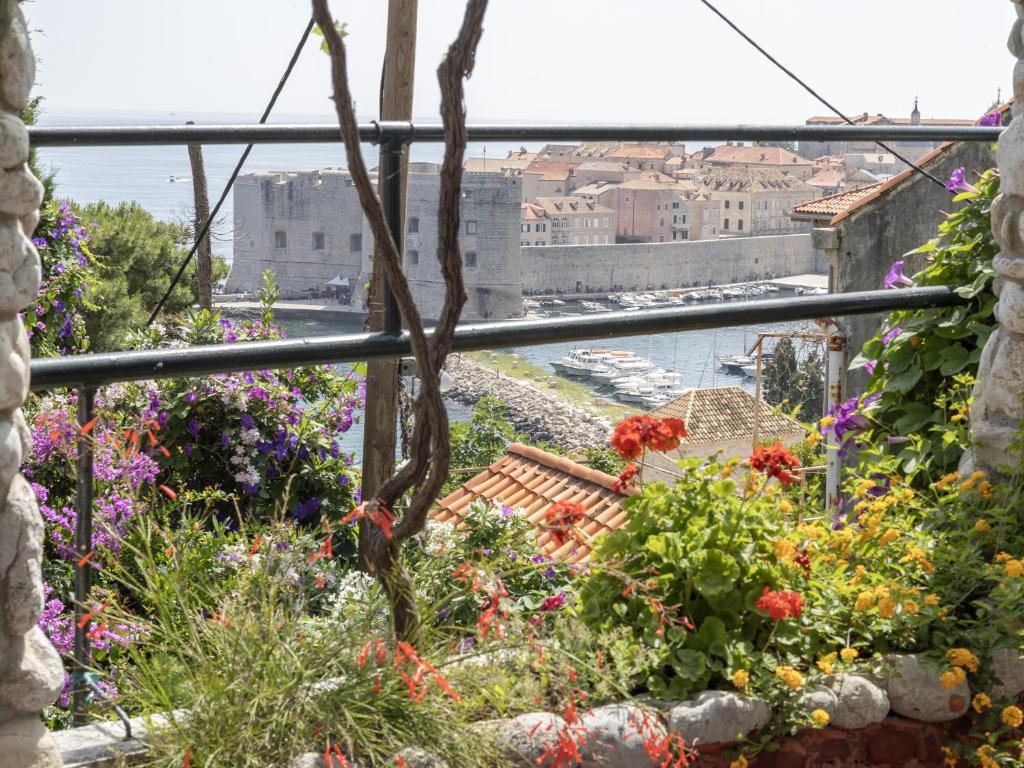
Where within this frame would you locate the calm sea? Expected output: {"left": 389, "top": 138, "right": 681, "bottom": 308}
{"left": 38, "top": 110, "right": 814, "bottom": 458}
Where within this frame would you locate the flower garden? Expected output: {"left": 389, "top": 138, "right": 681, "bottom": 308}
{"left": 20, "top": 145, "right": 1024, "bottom": 768}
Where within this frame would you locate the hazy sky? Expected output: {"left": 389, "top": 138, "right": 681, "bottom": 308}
{"left": 25, "top": 1, "right": 1015, "bottom": 125}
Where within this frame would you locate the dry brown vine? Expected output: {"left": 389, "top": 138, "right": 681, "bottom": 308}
{"left": 311, "top": 0, "right": 488, "bottom": 641}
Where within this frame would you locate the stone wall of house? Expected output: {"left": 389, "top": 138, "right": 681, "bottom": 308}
{"left": 520, "top": 234, "right": 821, "bottom": 294}
{"left": 832, "top": 140, "right": 996, "bottom": 394}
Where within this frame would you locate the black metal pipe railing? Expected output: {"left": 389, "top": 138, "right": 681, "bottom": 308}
{"left": 29, "top": 122, "right": 1002, "bottom": 147}
{"left": 32, "top": 287, "right": 963, "bottom": 392}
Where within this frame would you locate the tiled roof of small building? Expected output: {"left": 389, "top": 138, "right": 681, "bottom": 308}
{"left": 432, "top": 443, "right": 634, "bottom": 562}
{"left": 610, "top": 146, "right": 672, "bottom": 160}
{"left": 648, "top": 386, "right": 805, "bottom": 445}
{"left": 704, "top": 145, "right": 813, "bottom": 166}
{"left": 790, "top": 183, "right": 884, "bottom": 219}
{"left": 534, "top": 196, "right": 614, "bottom": 215}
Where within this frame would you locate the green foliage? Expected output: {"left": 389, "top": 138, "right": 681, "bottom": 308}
{"left": 411, "top": 500, "right": 570, "bottom": 632}
{"left": 851, "top": 169, "right": 998, "bottom": 481}
{"left": 73, "top": 201, "right": 194, "bottom": 350}
{"left": 444, "top": 397, "right": 521, "bottom": 496}
{"left": 763, "top": 338, "right": 824, "bottom": 419}
{"left": 579, "top": 460, "right": 796, "bottom": 700}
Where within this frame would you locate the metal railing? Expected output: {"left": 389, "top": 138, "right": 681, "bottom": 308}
{"left": 31, "top": 121, "right": 992, "bottom": 725}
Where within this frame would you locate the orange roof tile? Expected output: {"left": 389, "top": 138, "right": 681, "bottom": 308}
{"left": 648, "top": 387, "right": 805, "bottom": 445}
{"left": 789, "top": 183, "right": 884, "bottom": 220}
{"left": 431, "top": 443, "right": 634, "bottom": 562}
{"left": 705, "top": 145, "right": 812, "bottom": 167}
{"left": 610, "top": 146, "right": 672, "bottom": 160}
{"left": 829, "top": 141, "right": 958, "bottom": 225}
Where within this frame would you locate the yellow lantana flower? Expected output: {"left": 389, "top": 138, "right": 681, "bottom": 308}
{"left": 1002, "top": 705, "right": 1023, "bottom": 728}
{"left": 974, "top": 519, "right": 991, "bottom": 533}
{"left": 934, "top": 472, "right": 959, "bottom": 490}
{"left": 840, "top": 648, "right": 858, "bottom": 663}
{"left": 879, "top": 528, "right": 900, "bottom": 546}
{"left": 947, "top": 648, "right": 979, "bottom": 673}
{"left": 940, "top": 667, "right": 966, "bottom": 690}
{"left": 854, "top": 592, "right": 874, "bottom": 612}
{"left": 940, "top": 746, "right": 957, "bottom": 768}
{"left": 1005, "top": 559, "right": 1024, "bottom": 577}
{"left": 779, "top": 499, "right": 794, "bottom": 514}
{"left": 819, "top": 416, "right": 836, "bottom": 429}
{"left": 976, "top": 745, "right": 998, "bottom": 768}
{"left": 775, "top": 666, "right": 804, "bottom": 690}
{"left": 816, "top": 652, "right": 836, "bottom": 675}
{"left": 924, "top": 594, "right": 940, "bottom": 607}
{"left": 731, "top": 669, "right": 749, "bottom": 689}
{"left": 971, "top": 692, "right": 992, "bottom": 713}
{"left": 877, "top": 598, "right": 898, "bottom": 618}
{"left": 811, "top": 709, "right": 830, "bottom": 727}
{"left": 995, "top": 551, "right": 1013, "bottom": 563}
{"left": 805, "top": 430, "right": 822, "bottom": 448}
{"left": 773, "top": 539, "right": 797, "bottom": 560}
{"left": 978, "top": 480, "right": 993, "bottom": 497}
{"left": 729, "top": 757, "right": 748, "bottom": 768}
{"left": 902, "top": 600, "right": 919, "bottom": 615}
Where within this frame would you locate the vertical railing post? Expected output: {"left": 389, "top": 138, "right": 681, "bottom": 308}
{"left": 361, "top": 140, "right": 406, "bottom": 498}
{"left": 72, "top": 386, "right": 95, "bottom": 726}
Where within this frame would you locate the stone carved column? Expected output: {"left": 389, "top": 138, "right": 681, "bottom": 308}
{"left": 0, "top": 2, "right": 66, "bottom": 766}
{"left": 969, "top": 0, "right": 1024, "bottom": 474}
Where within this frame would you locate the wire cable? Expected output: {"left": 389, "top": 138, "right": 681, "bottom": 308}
{"left": 696, "top": 0, "right": 946, "bottom": 189}
{"left": 148, "top": 17, "right": 316, "bottom": 326}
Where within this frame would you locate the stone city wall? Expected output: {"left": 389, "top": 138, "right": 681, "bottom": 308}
{"left": 520, "top": 234, "right": 820, "bottom": 294}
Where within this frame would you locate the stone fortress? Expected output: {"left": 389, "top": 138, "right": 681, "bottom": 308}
{"left": 225, "top": 161, "right": 824, "bottom": 323}
{"left": 226, "top": 163, "right": 524, "bottom": 322}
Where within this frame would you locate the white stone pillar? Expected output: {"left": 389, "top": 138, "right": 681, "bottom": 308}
{"left": 0, "top": 2, "right": 66, "bottom": 766}
{"left": 969, "top": 1, "right": 1024, "bottom": 474}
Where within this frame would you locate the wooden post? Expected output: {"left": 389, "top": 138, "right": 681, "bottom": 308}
{"left": 361, "top": 0, "right": 418, "bottom": 495}
{"left": 752, "top": 336, "right": 764, "bottom": 448}
{"left": 186, "top": 121, "right": 213, "bottom": 310}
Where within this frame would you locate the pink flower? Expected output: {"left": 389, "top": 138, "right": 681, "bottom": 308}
{"left": 541, "top": 593, "right": 566, "bottom": 612}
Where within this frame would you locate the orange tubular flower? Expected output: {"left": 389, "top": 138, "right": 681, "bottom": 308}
{"left": 749, "top": 442, "right": 802, "bottom": 485}
{"left": 755, "top": 586, "right": 804, "bottom": 620}
{"left": 611, "top": 415, "right": 688, "bottom": 459}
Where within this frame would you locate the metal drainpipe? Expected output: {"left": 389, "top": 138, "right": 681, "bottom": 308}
{"left": 825, "top": 325, "right": 846, "bottom": 514}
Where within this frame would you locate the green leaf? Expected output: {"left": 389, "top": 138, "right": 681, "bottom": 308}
{"left": 887, "top": 366, "right": 923, "bottom": 394}
{"left": 939, "top": 344, "right": 970, "bottom": 376}
{"left": 694, "top": 550, "right": 740, "bottom": 599}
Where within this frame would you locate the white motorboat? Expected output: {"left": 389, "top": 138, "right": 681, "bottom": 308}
{"left": 718, "top": 354, "right": 754, "bottom": 374}
{"left": 741, "top": 363, "right": 760, "bottom": 377}
{"left": 579, "top": 300, "right": 612, "bottom": 313}
{"left": 550, "top": 348, "right": 635, "bottom": 377}
{"left": 761, "top": 284, "right": 780, "bottom": 293}
{"left": 591, "top": 357, "right": 658, "bottom": 383}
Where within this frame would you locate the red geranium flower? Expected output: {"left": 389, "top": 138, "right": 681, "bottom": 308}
{"left": 612, "top": 462, "right": 639, "bottom": 493}
{"left": 610, "top": 415, "right": 688, "bottom": 459}
{"left": 544, "top": 501, "right": 587, "bottom": 548}
{"left": 755, "top": 585, "right": 804, "bottom": 620}
{"left": 749, "top": 441, "right": 801, "bottom": 485}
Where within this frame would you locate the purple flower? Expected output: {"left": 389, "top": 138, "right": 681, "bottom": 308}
{"left": 881, "top": 325, "right": 902, "bottom": 346}
{"left": 187, "top": 418, "right": 201, "bottom": 438}
{"left": 883, "top": 260, "right": 914, "bottom": 289}
{"left": 945, "top": 166, "right": 978, "bottom": 195}
{"left": 291, "top": 496, "right": 322, "bottom": 521}
{"left": 863, "top": 359, "right": 877, "bottom": 375}
{"left": 978, "top": 110, "right": 1002, "bottom": 127}
{"left": 500, "top": 504, "right": 514, "bottom": 517}
{"left": 821, "top": 393, "right": 880, "bottom": 458}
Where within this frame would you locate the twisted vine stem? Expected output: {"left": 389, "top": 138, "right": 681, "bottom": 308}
{"left": 311, "top": 0, "right": 488, "bottom": 641}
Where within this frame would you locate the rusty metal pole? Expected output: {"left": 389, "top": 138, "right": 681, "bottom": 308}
{"left": 752, "top": 336, "right": 764, "bottom": 448}
{"left": 361, "top": 0, "right": 418, "bottom": 497}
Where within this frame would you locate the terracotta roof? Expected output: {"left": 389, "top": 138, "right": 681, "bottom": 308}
{"left": 573, "top": 181, "right": 619, "bottom": 196}
{"left": 525, "top": 160, "right": 575, "bottom": 181}
{"left": 521, "top": 202, "right": 546, "bottom": 221}
{"left": 432, "top": 443, "right": 634, "bottom": 562}
{"left": 704, "top": 145, "right": 813, "bottom": 167}
{"left": 648, "top": 387, "right": 805, "bottom": 445}
{"left": 610, "top": 146, "right": 672, "bottom": 160}
{"left": 534, "top": 196, "right": 614, "bottom": 216}
{"left": 701, "top": 167, "right": 818, "bottom": 193}
{"left": 789, "top": 183, "right": 884, "bottom": 220}
{"left": 575, "top": 160, "right": 630, "bottom": 172}
{"left": 805, "top": 167, "right": 846, "bottom": 188}
{"left": 829, "top": 141, "right": 956, "bottom": 225}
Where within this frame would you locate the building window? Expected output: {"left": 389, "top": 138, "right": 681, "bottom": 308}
{"left": 520, "top": 223, "right": 527, "bottom": 233}
{"left": 659, "top": 218, "right": 664, "bottom": 227}
{"left": 408, "top": 249, "right": 419, "bottom": 265}
{"left": 738, "top": 219, "right": 744, "bottom": 231}
{"left": 350, "top": 233, "right": 362, "bottom": 252}
{"left": 739, "top": 201, "right": 745, "bottom": 210}
{"left": 562, "top": 218, "right": 568, "bottom": 228}
{"left": 312, "top": 232, "right": 325, "bottom": 250}
{"left": 724, "top": 218, "right": 730, "bottom": 230}
{"left": 603, "top": 216, "right": 609, "bottom": 228}
{"left": 535, "top": 240, "right": 543, "bottom": 246}
{"left": 724, "top": 200, "right": 730, "bottom": 209}
{"left": 540, "top": 223, "right": 546, "bottom": 232}
{"left": 465, "top": 220, "right": 477, "bottom": 235}
{"left": 409, "top": 216, "right": 419, "bottom": 233}
{"left": 274, "top": 230, "right": 286, "bottom": 249}
{"left": 681, "top": 230, "right": 689, "bottom": 240}
{"left": 464, "top": 251, "right": 477, "bottom": 268}
{"left": 672, "top": 201, "right": 679, "bottom": 209}
{"left": 681, "top": 214, "right": 687, "bottom": 224}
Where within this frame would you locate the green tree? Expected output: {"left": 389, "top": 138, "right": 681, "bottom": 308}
{"left": 763, "top": 337, "right": 824, "bottom": 417}
{"left": 75, "top": 201, "right": 195, "bottom": 350}
{"left": 443, "top": 397, "right": 521, "bottom": 496}
{"left": 754, "top": 139, "right": 797, "bottom": 152}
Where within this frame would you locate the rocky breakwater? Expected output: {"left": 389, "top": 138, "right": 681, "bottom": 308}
{"left": 445, "top": 354, "right": 611, "bottom": 450}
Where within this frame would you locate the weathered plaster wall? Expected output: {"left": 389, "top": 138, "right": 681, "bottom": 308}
{"left": 834, "top": 140, "right": 996, "bottom": 394}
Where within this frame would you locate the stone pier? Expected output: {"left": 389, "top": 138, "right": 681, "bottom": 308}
{"left": 0, "top": 2, "right": 65, "bottom": 765}
{"left": 968, "top": 0, "right": 1024, "bottom": 474}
